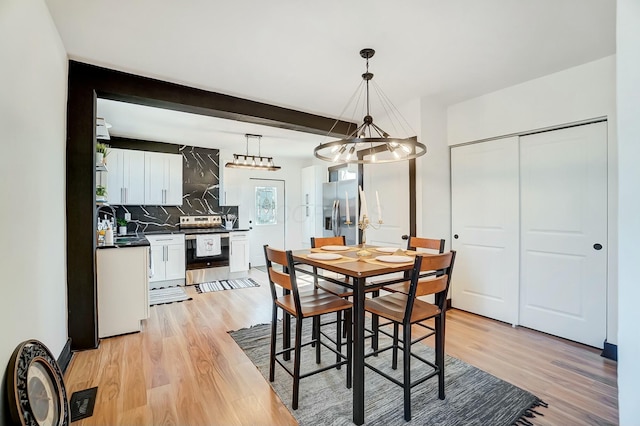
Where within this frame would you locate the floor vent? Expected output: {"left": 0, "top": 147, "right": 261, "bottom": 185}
{"left": 69, "top": 387, "right": 98, "bottom": 422}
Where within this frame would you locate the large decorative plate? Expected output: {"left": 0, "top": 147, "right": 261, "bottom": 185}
{"left": 308, "top": 253, "right": 342, "bottom": 260}
{"left": 7, "top": 339, "right": 70, "bottom": 426}
{"left": 320, "top": 245, "right": 350, "bottom": 251}
{"left": 376, "top": 255, "right": 413, "bottom": 263}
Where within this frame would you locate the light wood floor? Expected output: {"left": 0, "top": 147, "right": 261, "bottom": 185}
{"left": 65, "top": 269, "right": 618, "bottom": 425}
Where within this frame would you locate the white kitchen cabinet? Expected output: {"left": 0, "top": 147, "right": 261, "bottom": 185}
{"left": 229, "top": 232, "right": 250, "bottom": 272}
{"left": 106, "top": 148, "right": 145, "bottom": 205}
{"left": 97, "top": 246, "right": 149, "bottom": 338}
{"left": 300, "top": 165, "right": 326, "bottom": 248}
{"left": 145, "top": 151, "right": 183, "bottom": 205}
{"left": 220, "top": 162, "right": 241, "bottom": 206}
{"left": 146, "top": 234, "right": 186, "bottom": 287}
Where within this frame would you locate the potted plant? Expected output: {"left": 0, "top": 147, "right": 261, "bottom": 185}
{"left": 96, "top": 185, "right": 107, "bottom": 202}
{"left": 116, "top": 218, "right": 128, "bottom": 236}
{"left": 96, "top": 143, "right": 109, "bottom": 166}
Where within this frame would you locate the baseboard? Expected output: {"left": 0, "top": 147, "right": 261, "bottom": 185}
{"left": 601, "top": 340, "right": 617, "bottom": 361}
{"left": 58, "top": 338, "right": 73, "bottom": 373}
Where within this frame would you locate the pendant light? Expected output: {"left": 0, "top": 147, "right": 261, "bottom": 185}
{"left": 225, "top": 134, "right": 281, "bottom": 171}
{"left": 314, "top": 48, "right": 426, "bottom": 164}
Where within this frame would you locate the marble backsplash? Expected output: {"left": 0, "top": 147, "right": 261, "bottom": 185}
{"left": 110, "top": 145, "right": 238, "bottom": 234}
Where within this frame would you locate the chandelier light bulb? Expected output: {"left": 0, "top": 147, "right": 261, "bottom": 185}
{"left": 346, "top": 145, "right": 356, "bottom": 160}
{"left": 400, "top": 144, "right": 411, "bottom": 154}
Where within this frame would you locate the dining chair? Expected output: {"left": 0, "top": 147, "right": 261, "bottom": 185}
{"left": 263, "top": 245, "right": 353, "bottom": 410}
{"left": 363, "top": 250, "right": 456, "bottom": 421}
{"left": 382, "top": 236, "right": 446, "bottom": 294}
{"left": 309, "top": 236, "right": 353, "bottom": 297}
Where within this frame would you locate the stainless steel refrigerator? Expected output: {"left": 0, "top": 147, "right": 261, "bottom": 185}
{"left": 322, "top": 179, "right": 357, "bottom": 245}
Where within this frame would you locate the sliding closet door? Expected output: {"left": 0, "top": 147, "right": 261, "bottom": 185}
{"left": 519, "top": 122, "right": 607, "bottom": 348}
{"left": 451, "top": 137, "right": 519, "bottom": 325}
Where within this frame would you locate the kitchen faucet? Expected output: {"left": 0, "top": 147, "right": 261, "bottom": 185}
{"left": 96, "top": 204, "right": 116, "bottom": 230}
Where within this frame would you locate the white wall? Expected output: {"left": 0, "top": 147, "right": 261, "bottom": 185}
{"left": 616, "top": 0, "right": 640, "bottom": 422}
{"left": 0, "top": 0, "right": 68, "bottom": 421}
{"left": 417, "top": 99, "right": 450, "bottom": 248}
{"left": 447, "top": 56, "right": 616, "bottom": 145}
{"left": 446, "top": 56, "right": 618, "bottom": 345}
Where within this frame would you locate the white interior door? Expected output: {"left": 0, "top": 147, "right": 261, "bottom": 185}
{"left": 247, "top": 179, "right": 285, "bottom": 267}
{"left": 363, "top": 161, "right": 410, "bottom": 247}
{"left": 451, "top": 137, "right": 520, "bottom": 325}
{"left": 519, "top": 122, "right": 607, "bottom": 348}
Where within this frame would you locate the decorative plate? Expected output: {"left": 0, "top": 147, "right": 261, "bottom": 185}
{"left": 376, "top": 247, "right": 401, "bottom": 253}
{"left": 7, "top": 339, "right": 70, "bottom": 426}
{"left": 308, "top": 253, "right": 342, "bottom": 260}
{"left": 376, "top": 255, "right": 413, "bottom": 263}
{"left": 320, "top": 245, "right": 350, "bottom": 251}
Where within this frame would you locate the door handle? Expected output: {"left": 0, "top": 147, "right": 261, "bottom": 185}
{"left": 593, "top": 243, "right": 603, "bottom": 250}
{"left": 454, "top": 234, "right": 459, "bottom": 239}
{"left": 401, "top": 235, "right": 409, "bottom": 240}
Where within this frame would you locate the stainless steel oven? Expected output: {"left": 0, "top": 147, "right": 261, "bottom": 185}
{"left": 180, "top": 215, "right": 231, "bottom": 285}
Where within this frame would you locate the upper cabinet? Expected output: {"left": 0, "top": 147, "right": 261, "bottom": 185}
{"left": 106, "top": 148, "right": 145, "bottom": 205}
{"left": 144, "top": 151, "right": 183, "bottom": 205}
{"left": 105, "top": 148, "right": 183, "bottom": 206}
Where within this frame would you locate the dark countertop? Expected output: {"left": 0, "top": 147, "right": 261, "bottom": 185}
{"left": 97, "top": 235, "right": 151, "bottom": 249}
{"left": 96, "top": 228, "right": 250, "bottom": 249}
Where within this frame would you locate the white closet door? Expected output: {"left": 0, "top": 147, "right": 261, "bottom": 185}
{"left": 451, "top": 137, "right": 519, "bottom": 324}
{"left": 519, "top": 122, "right": 607, "bottom": 348}
{"left": 363, "top": 161, "right": 410, "bottom": 247}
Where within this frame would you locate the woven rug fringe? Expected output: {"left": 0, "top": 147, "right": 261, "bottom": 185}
{"left": 512, "top": 399, "right": 548, "bottom": 426}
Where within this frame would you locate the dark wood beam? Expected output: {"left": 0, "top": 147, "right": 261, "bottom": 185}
{"left": 74, "top": 61, "right": 354, "bottom": 138}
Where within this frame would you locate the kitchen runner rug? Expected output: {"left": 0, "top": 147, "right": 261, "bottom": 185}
{"left": 149, "top": 286, "right": 192, "bottom": 306}
{"left": 195, "top": 278, "right": 260, "bottom": 293}
{"left": 229, "top": 320, "right": 547, "bottom": 426}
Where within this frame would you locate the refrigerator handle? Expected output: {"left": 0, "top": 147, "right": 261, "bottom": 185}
{"left": 331, "top": 200, "right": 338, "bottom": 237}
{"left": 335, "top": 199, "right": 340, "bottom": 237}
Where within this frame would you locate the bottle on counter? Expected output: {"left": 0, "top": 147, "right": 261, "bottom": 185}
{"left": 104, "top": 223, "right": 114, "bottom": 245}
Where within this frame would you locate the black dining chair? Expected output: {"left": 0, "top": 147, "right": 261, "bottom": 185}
{"left": 382, "top": 236, "right": 446, "bottom": 294}
{"left": 363, "top": 250, "right": 456, "bottom": 421}
{"left": 263, "top": 245, "right": 353, "bottom": 410}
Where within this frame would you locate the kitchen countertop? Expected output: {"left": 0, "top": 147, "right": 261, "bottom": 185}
{"left": 97, "top": 228, "right": 250, "bottom": 249}
{"left": 97, "top": 235, "right": 150, "bottom": 249}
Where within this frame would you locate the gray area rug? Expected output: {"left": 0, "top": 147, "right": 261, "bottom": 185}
{"left": 149, "top": 286, "right": 192, "bottom": 306}
{"left": 229, "top": 320, "right": 546, "bottom": 425}
{"left": 194, "top": 278, "right": 260, "bottom": 293}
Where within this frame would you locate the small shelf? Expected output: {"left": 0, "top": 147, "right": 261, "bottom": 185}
{"left": 96, "top": 164, "right": 108, "bottom": 172}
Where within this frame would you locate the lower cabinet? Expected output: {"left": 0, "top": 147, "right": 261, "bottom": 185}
{"left": 146, "top": 234, "right": 186, "bottom": 287}
{"left": 229, "top": 232, "right": 250, "bottom": 272}
{"left": 97, "top": 246, "right": 150, "bottom": 338}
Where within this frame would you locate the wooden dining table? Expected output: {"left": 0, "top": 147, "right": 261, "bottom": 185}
{"left": 292, "top": 245, "right": 417, "bottom": 425}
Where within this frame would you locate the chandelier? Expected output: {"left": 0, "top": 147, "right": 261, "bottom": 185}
{"left": 314, "top": 48, "right": 426, "bottom": 164}
{"left": 225, "top": 133, "right": 281, "bottom": 171}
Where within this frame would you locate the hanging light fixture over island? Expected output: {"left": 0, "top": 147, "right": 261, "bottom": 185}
{"left": 225, "top": 133, "right": 281, "bottom": 171}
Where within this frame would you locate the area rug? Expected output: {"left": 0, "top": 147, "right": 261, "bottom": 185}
{"left": 229, "top": 320, "right": 546, "bottom": 426}
{"left": 149, "top": 286, "right": 192, "bottom": 306}
{"left": 194, "top": 278, "right": 260, "bottom": 293}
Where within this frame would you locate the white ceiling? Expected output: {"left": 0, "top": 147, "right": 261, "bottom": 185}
{"left": 46, "top": 0, "right": 615, "bottom": 158}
